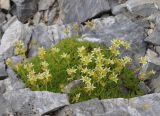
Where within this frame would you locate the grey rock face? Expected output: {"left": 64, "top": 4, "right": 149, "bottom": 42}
{"left": 150, "top": 75, "right": 160, "bottom": 93}
{"left": 2, "top": 16, "right": 17, "bottom": 32}
{"left": 0, "top": 61, "right": 8, "bottom": 80}
{"left": 38, "top": 0, "right": 55, "bottom": 11}
{"left": 0, "top": 19, "right": 32, "bottom": 59}
{"left": 3, "top": 89, "right": 69, "bottom": 116}
{"left": 0, "top": 0, "right": 10, "bottom": 10}
{"left": 12, "top": 0, "right": 38, "bottom": 23}
{"left": 0, "top": 95, "right": 13, "bottom": 116}
{"left": 58, "top": 0, "right": 110, "bottom": 24}
{"left": 112, "top": 4, "right": 127, "bottom": 15}
{"left": 0, "top": 12, "right": 6, "bottom": 24}
{"left": 55, "top": 93, "right": 160, "bottom": 116}
{"left": 146, "top": 49, "right": 160, "bottom": 66}
{"left": 3, "top": 76, "right": 25, "bottom": 92}
{"left": 145, "top": 27, "right": 160, "bottom": 46}
{"left": 126, "top": 0, "right": 158, "bottom": 17}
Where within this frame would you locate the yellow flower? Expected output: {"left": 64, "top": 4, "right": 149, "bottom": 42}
{"left": 38, "top": 70, "right": 51, "bottom": 82}
{"left": 59, "top": 84, "right": 65, "bottom": 92}
{"left": 81, "top": 67, "right": 89, "bottom": 74}
{"left": 111, "top": 39, "right": 124, "bottom": 46}
{"left": 15, "top": 63, "right": 23, "bottom": 71}
{"left": 87, "top": 70, "right": 94, "bottom": 77}
{"left": 109, "top": 73, "right": 118, "bottom": 83}
{"left": 147, "top": 70, "right": 156, "bottom": 76}
{"left": 67, "top": 68, "right": 77, "bottom": 76}
{"left": 38, "top": 47, "right": 46, "bottom": 60}
{"left": 123, "top": 56, "right": 132, "bottom": 65}
{"left": 73, "top": 22, "right": 79, "bottom": 33}
{"left": 72, "top": 93, "right": 81, "bottom": 103}
{"left": 140, "top": 56, "right": 148, "bottom": 66}
{"left": 27, "top": 70, "right": 37, "bottom": 85}
{"left": 139, "top": 73, "right": 145, "bottom": 81}
{"left": 41, "top": 61, "right": 49, "bottom": 71}
{"left": 78, "top": 46, "right": 86, "bottom": 54}
{"left": 81, "top": 76, "right": 91, "bottom": 84}
{"left": 24, "top": 63, "right": 34, "bottom": 72}
{"left": 100, "top": 67, "right": 109, "bottom": 78}
{"left": 123, "top": 42, "right": 130, "bottom": 49}
{"left": 6, "top": 58, "right": 13, "bottom": 67}
{"left": 85, "top": 20, "right": 95, "bottom": 28}
{"left": 51, "top": 47, "right": 60, "bottom": 54}
{"left": 105, "top": 59, "right": 114, "bottom": 65}
{"left": 85, "top": 83, "right": 96, "bottom": 92}
{"left": 93, "top": 47, "right": 102, "bottom": 54}
{"left": 80, "top": 54, "right": 93, "bottom": 66}
{"left": 64, "top": 27, "right": 70, "bottom": 36}
{"left": 61, "top": 53, "right": 70, "bottom": 59}
{"left": 15, "top": 40, "right": 26, "bottom": 56}
{"left": 109, "top": 46, "right": 120, "bottom": 56}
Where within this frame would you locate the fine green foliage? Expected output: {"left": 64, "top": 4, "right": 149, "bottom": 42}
{"left": 8, "top": 37, "right": 145, "bottom": 103}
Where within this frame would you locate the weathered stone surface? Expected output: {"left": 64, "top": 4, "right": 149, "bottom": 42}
{"left": 3, "top": 76, "right": 25, "bottom": 92}
{"left": 0, "top": 61, "right": 8, "bottom": 80}
{"left": 2, "top": 16, "right": 17, "bottom": 31}
{"left": 0, "top": 80, "right": 5, "bottom": 94}
{"left": 3, "top": 89, "right": 69, "bottom": 116}
{"left": 33, "top": 12, "right": 41, "bottom": 25}
{"left": 0, "top": 95, "right": 13, "bottom": 116}
{"left": 0, "top": 12, "right": 6, "bottom": 24}
{"left": 150, "top": 75, "right": 160, "bottom": 93}
{"left": 126, "top": 0, "right": 158, "bottom": 17}
{"left": 139, "top": 82, "right": 151, "bottom": 94}
{"left": 55, "top": 93, "right": 160, "bottom": 116}
{"left": 38, "top": 0, "right": 55, "bottom": 11}
{"left": 12, "top": 0, "right": 38, "bottom": 23}
{"left": 145, "top": 27, "right": 160, "bottom": 46}
{"left": 155, "top": 46, "right": 160, "bottom": 55}
{"left": 0, "top": 19, "right": 32, "bottom": 58}
{"left": 48, "top": 2, "right": 59, "bottom": 25}
{"left": 112, "top": 4, "right": 127, "bottom": 15}
{"left": 0, "top": 0, "right": 10, "bottom": 10}
{"left": 58, "top": 0, "right": 110, "bottom": 24}
{"left": 146, "top": 49, "right": 160, "bottom": 65}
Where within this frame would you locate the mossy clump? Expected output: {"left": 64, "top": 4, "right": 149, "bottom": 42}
{"left": 9, "top": 37, "right": 144, "bottom": 103}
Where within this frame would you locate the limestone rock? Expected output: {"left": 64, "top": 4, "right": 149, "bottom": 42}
{"left": 126, "top": 0, "right": 158, "bottom": 17}
{"left": 58, "top": 0, "right": 110, "bottom": 24}
{"left": 3, "top": 89, "right": 69, "bottom": 116}
{"left": 0, "top": 61, "right": 7, "bottom": 80}
{"left": 12, "top": 0, "right": 38, "bottom": 23}
{"left": 38, "top": 0, "right": 55, "bottom": 11}
{"left": 150, "top": 75, "right": 160, "bottom": 93}
{"left": 0, "top": 0, "right": 10, "bottom": 10}
{"left": 55, "top": 93, "right": 160, "bottom": 116}
{"left": 0, "top": 19, "right": 32, "bottom": 58}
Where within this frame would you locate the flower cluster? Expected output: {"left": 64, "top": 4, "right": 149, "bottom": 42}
{"left": 109, "top": 39, "right": 130, "bottom": 56}
{"left": 73, "top": 22, "right": 79, "bottom": 34}
{"left": 64, "top": 27, "right": 70, "bottom": 36}
{"left": 85, "top": 20, "right": 95, "bottom": 29}
{"left": 24, "top": 61, "right": 51, "bottom": 89}
{"left": 15, "top": 40, "right": 26, "bottom": 57}
{"left": 38, "top": 47, "right": 46, "bottom": 60}
{"left": 67, "top": 39, "right": 132, "bottom": 95}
